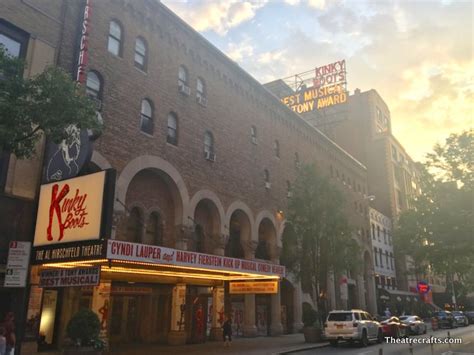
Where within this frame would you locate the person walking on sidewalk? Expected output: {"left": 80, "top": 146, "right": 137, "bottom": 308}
{"left": 222, "top": 316, "right": 232, "bottom": 347}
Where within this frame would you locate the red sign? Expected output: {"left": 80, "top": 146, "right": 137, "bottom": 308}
{"left": 417, "top": 281, "right": 431, "bottom": 295}
{"left": 106, "top": 240, "right": 285, "bottom": 277}
{"left": 313, "top": 60, "right": 346, "bottom": 88}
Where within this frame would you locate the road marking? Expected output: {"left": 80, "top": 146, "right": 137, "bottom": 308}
{"left": 356, "top": 351, "right": 375, "bottom": 355}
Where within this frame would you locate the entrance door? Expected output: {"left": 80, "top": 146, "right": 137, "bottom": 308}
{"left": 110, "top": 296, "right": 139, "bottom": 343}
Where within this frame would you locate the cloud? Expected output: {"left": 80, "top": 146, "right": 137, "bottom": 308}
{"left": 162, "top": 1, "right": 267, "bottom": 35}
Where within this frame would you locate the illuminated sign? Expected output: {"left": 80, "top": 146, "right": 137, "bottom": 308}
{"left": 32, "top": 240, "right": 106, "bottom": 264}
{"left": 76, "top": 0, "right": 91, "bottom": 84}
{"left": 229, "top": 281, "right": 278, "bottom": 294}
{"left": 39, "top": 266, "right": 100, "bottom": 288}
{"left": 34, "top": 171, "right": 107, "bottom": 247}
{"left": 417, "top": 281, "right": 431, "bottom": 295}
{"left": 106, "top": 240, "right": 285, "bottom": 277}
{"left": 280, "top": 59, "right": 348, "bottom": 113}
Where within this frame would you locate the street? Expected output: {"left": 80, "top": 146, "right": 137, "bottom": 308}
{"left": 291, "top": 325, "right": 474, "bottom": 355}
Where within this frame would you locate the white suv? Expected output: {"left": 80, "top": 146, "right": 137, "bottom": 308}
{"left": 324, "top": 310, "right": 383, "bottom": 347}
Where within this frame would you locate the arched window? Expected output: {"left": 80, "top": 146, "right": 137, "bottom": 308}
{"left": 127, "top": 207, "right": 142, "bottom": 243}
{"left": 250, "top": 126, "right": 257, "bottom": 144}
{"left": 195, "top": 224, "right": 205, "bottom": 253}
{"left": 108, "top": 20, "right": 122, "bottom": 56}
{"left": 146, "top": 212, "right": 163, "bottom": 246}
{"left": 204, "top": 131, "right": 215, "bottom": 160}
{"left": 178, "top": 65, "right": 190, "bottom": 95}
{"left": 255, "top": 240, "right": 269, "bottom": 260}
{"left": 134, "top": 37, "right": 147, "bottom": 71}
{"left": 274, "top": 140, "right": 280, "bottom": 158}
{"left": 373, "top": 247, "right": 378, "bottom": 267}
{"left": 86, "top": 71, "right": 102, "bottom": 101}
{"left": 196, "top": 77, "right": 207, "bottom": 106}
{"left": 264, "top": 169, "right": 270, "bottom": 189}
{"left": 167, "top": 112, "right": 178, "bottom": 145}
{"left": 140, "top": 99, "right": 153, "bottom": 134}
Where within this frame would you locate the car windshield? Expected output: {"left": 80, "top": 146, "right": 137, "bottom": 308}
{"left": 399, "top": 316, "right": 409, "bottom": 321}
{"left": 453, "top": 312, "right": 463, "bottom": 316}
{"left": 328, "top": 312, "right": 352, "bottom": 322}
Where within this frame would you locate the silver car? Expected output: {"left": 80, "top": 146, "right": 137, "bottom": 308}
{"left": 452, "top": 311, "right": 469, "bottom": 327}
{"left": 324, "top": 310, "right": 383, "bottom": 347}
{"left": 399, "top": 315, "right": 427, "bottom": 335}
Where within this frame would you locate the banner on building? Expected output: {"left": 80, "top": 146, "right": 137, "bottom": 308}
{"left": 106, "top": 240, "right": 285, "bottom": 277}
{"left": 39, "top": 266, "right": 100, "bottom": 288}
{"left": 229, "top": 281, "right": 278, "bottom": 294}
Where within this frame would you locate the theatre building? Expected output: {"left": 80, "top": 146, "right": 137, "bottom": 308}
{"left": 1, "top": 0, "right": 376, "bottom": 350}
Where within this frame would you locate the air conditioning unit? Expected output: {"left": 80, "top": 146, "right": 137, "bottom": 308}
{"left": 204, "top": 151, "right": 216, "bottom": 162}
{"left": 178, "top": 82, "right": 191, "bottom": 96}
{"left": 196, "top": 95, "right": 207, "bottom": 107}
{"left": 251, "top": 136, "right": 258, "bottom": 145}
{"left": 265, "top": 182, "right": 271, "bottom": 189}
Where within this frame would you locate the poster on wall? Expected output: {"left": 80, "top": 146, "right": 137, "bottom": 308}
{"left": 25, "top": 286, "right": 43, "bottom": 339}
{"left": 39, "top": 289, "right": 58, "bottom": 345}
{"left": 92, "top": 281, "right": 112, "bottom": 343}
{"left": 256, "top": 305, "right": 268, "bottom": 336}
{"left": 171, "top": 284, "right": 186, "bottom": 331}
{"left": 231, "top": 302, "right": 244, "bottom": 337}
{"left": 4, "top": 241, "right": 31, "bottom": 287}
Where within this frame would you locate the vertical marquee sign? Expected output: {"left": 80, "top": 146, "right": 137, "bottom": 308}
{"left": 42, "top": 0, "right": 93, "bottom": 183}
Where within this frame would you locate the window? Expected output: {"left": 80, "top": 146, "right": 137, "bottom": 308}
{"left": 127, "top": 207, "right": 142, "bottom": 243}
{"left": 146, "top": 212, "right": 163, "bottom": 246}
{"left": 274, "top": 140, "right": 280, "bottom": 158}
{"left": 167, "top": 112, "right": 178, "bottom": 145}
{"left": 108, "top": 21, "right": 122, "bottom": 56}
{"left": 294, "top": 152, "right": 300, "bottom": 169}
{"left": 140, "top": 99, "right": 153, "bottom": 135}
{"left": 196, "top": 77, "right": 207, "bottom": 106}
{"left": 379, "top": 248, "right": 383, "bottom": 267}
{"left": 264, "top": 169, "right": 271, "bottom": 189}
{"left": 204, "top": 131, "right": 214, "bottom": 154}
{"left": 371, "top": 224, "right": 375, "bottom": 239}
{"left": 178, "top": 65, "right": 190, "bottom": 95}
{"left": 388, "top": 235, "right": 392, "bottom": 245}
{"left": 134, "top": 37, "right": 147, "bottom": 70}
{"left": 383, "top": 228, "right": 387, "bottom": 244}
{"left": 86, "top": 71, "right": 102, "bottom": 100}
{"left": 0, "top": 20, "right": 29, "bottom": 59}
{"left": 287, "top": 180, "right": 292, "bottom": 198}
{"left": 390, "top": 252, "right": 394, "bottom": 270}
{"left": 385, "top": 250, "right": 389, "bottom": 266}
{"left": 373, "top": 248, "right": 378, "bottom": 266}
{"left": 377, "top": 225, "right": 381, "bottom": 241}
{"left": 250, "top": 126, "right": 257, "bottom": 144}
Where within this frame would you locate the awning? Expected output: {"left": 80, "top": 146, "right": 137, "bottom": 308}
{"left": 38, "top": 240, "right": 284, "bottom": 284}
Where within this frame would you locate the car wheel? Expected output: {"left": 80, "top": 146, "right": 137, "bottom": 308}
{"left": 329, "top": 340, "right": 338, "bottom": 347}
{"left": 360, "top": 330, "right": 369, "bottom": 347}
{"left": 377, "top": 329, "right": 384, "bottom": 344}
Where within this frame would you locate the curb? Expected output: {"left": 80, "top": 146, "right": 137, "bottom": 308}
{"left": 273, "top": 342, "right": 330, "bottom": 354}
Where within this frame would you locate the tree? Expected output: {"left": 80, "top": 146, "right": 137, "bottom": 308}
{"left": 0, "top": 45, "right": 100, "bottom": 159}
{"left": 281, "top": 164, "right": 359, "bottom": 312}
{"left": 395, "top": 131, "right": 474, "bottom": 302}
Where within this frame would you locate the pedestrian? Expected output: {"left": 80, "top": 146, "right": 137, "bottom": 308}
{"left": 222, "top": 316, "right": 232, "bottom": 347}
{"left": 4, "top": 312, "right": 15, "bottom": 355}
{"left": 0, "top": 326, "right": 6, "bottom": 355}
{"left": 384, "top": 307, "right": 391, "bottom": 318}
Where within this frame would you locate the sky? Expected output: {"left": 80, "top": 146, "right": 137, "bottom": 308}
{"left": 162, "top": 0, "right": 473, "bottom": 162}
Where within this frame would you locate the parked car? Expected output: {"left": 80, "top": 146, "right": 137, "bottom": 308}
{"left": 452, "top": 311, "right": 469, "bottom": 327}
{"left": 324, "top": 310, "right": 383, "bottom": 347}
{"left": 465, "top": 311, "right": 474, "bottom": 324}
{"left": 399, "top": 315, "right": 427, "bottom": 335}
{"left": 380, "top": 316, "right": 409, "bottom": 338}
{"left": 433, "top": 311, "right": 455, "bottom": 329}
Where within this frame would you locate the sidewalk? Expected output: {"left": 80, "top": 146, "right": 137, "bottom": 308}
{"left": 23, "top": 334, "right": 328, "bottom": 355}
